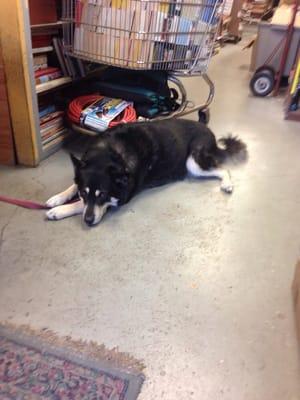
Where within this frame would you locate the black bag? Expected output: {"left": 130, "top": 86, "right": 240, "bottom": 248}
{"left": 93, "top": 67, "right": 180, "bottom": 118}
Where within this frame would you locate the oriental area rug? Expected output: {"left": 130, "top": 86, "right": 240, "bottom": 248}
{"left": 0, "top": 324, "right": 144, "bottom": 400}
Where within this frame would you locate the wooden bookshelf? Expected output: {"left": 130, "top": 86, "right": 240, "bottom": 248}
{"left": 36, "top": 76, "right": 72, "bottom": 94}
{"left": 0, "top": 0, "right": 80, "bottom": 166}
{"left": 0, "top": 0, "right": 105, "bottom": 166}
{"left": 0, "top": 0, "right": 39, "bottom": 165}
{"left": 32, "top": 46, "right": 54, "bottom": 54}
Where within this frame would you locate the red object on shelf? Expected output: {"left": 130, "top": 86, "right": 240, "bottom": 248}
{"left": 31, "top": 35, "right": 52, "bottom": 48}
{"left": 34, "top": 67, "right": 60, "bottom": 78}
{"left": 67, "top": 94, "right": 137, "bottom": 129}
{"left": 29, "top": 0, "right": 58, "bottom": 25}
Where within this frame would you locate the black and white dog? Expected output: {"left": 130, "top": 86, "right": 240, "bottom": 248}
{"left": 46, "top": 119, "right": 246, "bottom": 226}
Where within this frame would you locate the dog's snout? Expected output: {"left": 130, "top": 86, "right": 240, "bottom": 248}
{"left": 84, "top": 206, "right": 95, "bottom": 226}
{"left": 84, "top": 214, "right": 94, "bottom": 226}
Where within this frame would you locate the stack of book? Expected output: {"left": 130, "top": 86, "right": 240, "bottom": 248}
{"left": 33, "top": 54, "right": 48, "bottom": 72}
{"left": 73, "top": 0, "right": 214, "bottom": 70}
{"left": 35, "top": 67, "right": 62, "bottom": 85}
{"left": 39, "top": 106, "right": 68, "bottom": 150}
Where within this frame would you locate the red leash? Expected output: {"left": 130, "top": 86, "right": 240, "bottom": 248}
{"left": 0, "top": 195, "right": 49, "bottom": 210}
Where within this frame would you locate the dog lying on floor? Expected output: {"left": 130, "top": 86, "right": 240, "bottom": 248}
{"left": 46, "top": 119, "right": 247, "bottom": 226}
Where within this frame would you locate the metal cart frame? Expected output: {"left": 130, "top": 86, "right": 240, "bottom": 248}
{"left": 62, "top": 0, "right": 223, "bottom": 121}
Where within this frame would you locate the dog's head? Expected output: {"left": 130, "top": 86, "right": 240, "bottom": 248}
{"left": 70, "top": 153, "right": 127, "bottom": 226}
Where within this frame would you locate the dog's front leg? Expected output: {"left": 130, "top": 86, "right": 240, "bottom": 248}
{"left": 46, "top": 199, "right": 84, "bottom": 221}
{"left": 46, "top": 183, "right": 78, "bottom": 208}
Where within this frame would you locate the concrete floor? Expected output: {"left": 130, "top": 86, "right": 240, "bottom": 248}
{"left": 1, "top": 32, "right": 300, "bottom": 399}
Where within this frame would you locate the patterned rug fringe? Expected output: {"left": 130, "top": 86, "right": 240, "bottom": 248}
{"left": 0, "top": 322, "right": 145, "bottom": 374}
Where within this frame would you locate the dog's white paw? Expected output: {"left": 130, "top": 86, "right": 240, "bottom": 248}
{"left": 221, "top": 181, "right": 234, "bottom": 194}
{"left": 46, "top": 194, "right": 65, "bottom": 208}
{"left": 46, "top": 206, "right": 65, "bottom": 221}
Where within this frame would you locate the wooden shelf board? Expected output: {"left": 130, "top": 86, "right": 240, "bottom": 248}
{"left": 32, "top": 46, "right": 53, "bottom": 54}
{"left": 36, "top": 76, "right": 72, "bottom": 94}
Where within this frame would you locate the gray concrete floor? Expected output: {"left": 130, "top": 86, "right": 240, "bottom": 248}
{"left": 1, "top": 32, "right": 300, "bottom": 400}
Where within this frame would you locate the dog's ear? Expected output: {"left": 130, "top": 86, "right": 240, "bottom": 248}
{"left": 70, "top": 153, "right": 85, "bottom": 170}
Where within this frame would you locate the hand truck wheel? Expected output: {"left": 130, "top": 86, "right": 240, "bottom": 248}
{"left": 198, "top": 108, "right": 210, "bottom": 124}
{"left": 250, "top": 67, "right": 275, "bottom": 97}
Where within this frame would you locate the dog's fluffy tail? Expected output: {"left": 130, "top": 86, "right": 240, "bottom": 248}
{"left": 216, "top": 135, "right": 248, "bottom": 164}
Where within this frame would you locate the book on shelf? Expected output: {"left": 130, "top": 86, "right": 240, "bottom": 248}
{"left": 42, "top": 125, "right": 65, "bottom": 142}
{"left": 40, "top": 110, "right": 64, "bottom": 125}
{"left": 35, "top": 71, "right": 62, "bottom": 84}
{"left": 32, "top": 34, "right": 53, "bottom": 49}
{"left": 35, "top": 67, "right": 62, "bottom": 84}
{"left": 72, "top": 0, "right": 210, "bottom": 69}
{"left": 33, "top": 54, "right": 48, "bottom": 72}
{"left": 35, "top": 67, "right": 60, "bottom": 78}
{"left": 42, "top": 128, "right": 67, "bottom": 145}
{"left": 42, "top": 129, "right": 68, "bottom": 151}
{"left": 38, "top": 104, "right": 56, "bottom": 118}
{"left": 53, "top": 35, "right": 102, "bottom": 79}
{"left": 52, "top": 37, "right": 69, "bottom": 76}
{"left": 40, "top": 110, "right": 64, "bottom": 134}
{"left": 40, "top": 119, "right": 64, "bottom": 137}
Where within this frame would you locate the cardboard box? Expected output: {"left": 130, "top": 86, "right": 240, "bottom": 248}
{"left": 271, "top": 5, "right": 300, "bottom": 28}
{"left": 292, "top": 260, "right": 300, "bottom": 342}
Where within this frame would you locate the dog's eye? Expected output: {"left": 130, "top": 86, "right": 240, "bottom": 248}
{"left": 97, "top": 192, "right": 106, "bottom": 200}
{"left": 80, "top": 190, "right": 88, "bottom": 199}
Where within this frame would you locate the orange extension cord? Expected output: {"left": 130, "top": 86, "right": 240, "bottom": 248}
{"left": 67, "top": 94, "right": 137, "bottom": 128}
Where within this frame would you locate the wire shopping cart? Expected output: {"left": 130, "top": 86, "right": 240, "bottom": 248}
{"left": 62, "top": 0, "right": 223, "bottom": 122}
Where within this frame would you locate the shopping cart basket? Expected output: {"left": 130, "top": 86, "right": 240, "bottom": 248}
{"left": 62, "top": 0, "right": 223, "bottom": 121}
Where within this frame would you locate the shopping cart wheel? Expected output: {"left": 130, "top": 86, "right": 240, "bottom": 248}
{"left": 198, "top": 109, "right": 210, "bottom": 125}
{"left": 250, "top": 68, "right": 275, "bottom": 97}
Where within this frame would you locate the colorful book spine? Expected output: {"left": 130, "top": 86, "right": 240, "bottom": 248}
{"left": 42, "top": 130, "right": 68, "bottom": 150}
{"left": 35, "top": 67, "right": 60, "bottom": 78}
{"left": 42, "top": 127, "right": 66, "bottom": 144}
{"left": 35, "top": 71, "right": 62, "bottom": 84}
{"left": 39, "top": 105, "right": 56, "bottom": 118}
{"left": 41, "top": 120, "right": 64, "bottom": 137}
{"left": 39, "top": 111, "right": 64, "bottom": 125}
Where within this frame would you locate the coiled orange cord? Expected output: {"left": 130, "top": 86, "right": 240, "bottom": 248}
{"left": 67, "top": 94, "right": 137, "bottom": 128}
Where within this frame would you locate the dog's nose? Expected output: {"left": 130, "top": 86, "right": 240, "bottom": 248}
{"left": 84, "top": 213, "right": 95, "bottom": 226}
